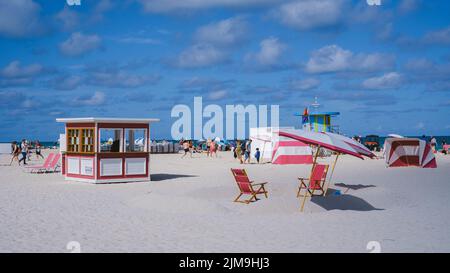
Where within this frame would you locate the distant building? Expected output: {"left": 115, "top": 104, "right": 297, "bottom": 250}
{"left": 294, "top": 97, "right": 340, "bottom": 133}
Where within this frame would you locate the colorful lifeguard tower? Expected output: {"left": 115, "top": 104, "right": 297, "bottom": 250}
{"left": 295, "top": 98, "right": 340, "bottom": 133}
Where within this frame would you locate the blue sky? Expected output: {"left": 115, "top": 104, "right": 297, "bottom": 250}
{"left": 0, "top": 0, "right": 449, "bottom": 141}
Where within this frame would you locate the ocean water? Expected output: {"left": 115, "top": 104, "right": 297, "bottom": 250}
{"left": 4, "top": 136, "right": 450, "bottom": 150}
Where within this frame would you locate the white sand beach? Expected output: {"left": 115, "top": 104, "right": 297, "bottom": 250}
{"left": 1, "top": 149, "right": 450, "bottom": 253}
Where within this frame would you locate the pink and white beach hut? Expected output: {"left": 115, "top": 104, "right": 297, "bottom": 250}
{"left": 56, "top": 117, "right": 159, "bottom": 183}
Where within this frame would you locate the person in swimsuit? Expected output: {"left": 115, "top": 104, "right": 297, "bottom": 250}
{"left": 181, "top": 141, "right": 192, "bottom": 158}
{"left": 35, "top": 140, "right": 44, "bottom": 159}
{"left": 9, "top": 141, "right": 21, "bottom": 166}
{"left": 209, "top": 140, "right": 217, "bottom": 158}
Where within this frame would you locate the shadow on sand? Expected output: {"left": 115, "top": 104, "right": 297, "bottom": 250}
{"left": 151, "top": 173, "right": 198, "bottom": 181}
{"left": 334, "top": 183, "right": 376, "bottom": 191}
{"left": 311, "top": 189, "right": 383, "bottom": 211}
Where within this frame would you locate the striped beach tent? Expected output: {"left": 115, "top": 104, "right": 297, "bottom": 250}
{"left": 271, "top": 136, "right": 313, "bottom": 165}
{"left": 384, "top": 138, "right": 437, "bottom": 168}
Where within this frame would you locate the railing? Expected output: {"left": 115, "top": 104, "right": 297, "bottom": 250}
{"left": 330, "top": 125, "right": 340, "bottom": 134}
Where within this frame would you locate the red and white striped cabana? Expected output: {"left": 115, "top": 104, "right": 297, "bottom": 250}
{"left": 384, "top": 138, "right": 437, "bottom": 168}
{"left": 271, "top": 136, "right": 313, "bottom": 165}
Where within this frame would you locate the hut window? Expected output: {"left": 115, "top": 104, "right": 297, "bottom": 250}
{"left": 99, "top": 129, "right": 123, "bottom": 152}
{"left": 81, "top": 129, "right": 95, "bottom": 153}
{"left": 67, "top": 129, "right": 80, "bottom": 152}
{"left": 125, "top": 129, "right": 146, "bottom": 152}
{"left": 66, "top": 128, "right": 94, "bottom": 153}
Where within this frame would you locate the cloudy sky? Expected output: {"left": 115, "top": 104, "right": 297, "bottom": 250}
{"left": 0, "top": 0, "right": 449, "bottom": 141}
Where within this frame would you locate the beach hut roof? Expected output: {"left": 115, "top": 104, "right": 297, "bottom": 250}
{"left": 56, "top": 117, "right": 160, "bottom": 124}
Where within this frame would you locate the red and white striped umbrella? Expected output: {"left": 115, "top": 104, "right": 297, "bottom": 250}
{"left": 278, "top": 129, "right": 364, "bottom": 159}
{"left": 324, "top": 132, "right": 375, "bottom": 158}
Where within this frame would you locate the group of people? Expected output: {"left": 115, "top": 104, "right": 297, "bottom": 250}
{"left": 233, "top": 139, "right": 261, "bottom": 164}
{"left": 179, "top": 138, "right": 264, "bottom": 162}
{"left": 424, "top": 135, "right": 447, "bottom": 154}
{"left": 180, "top": 139, "right": 220, "bottom": 158}
{"left": 9, "top": 139, "right": 44, "bottom": 166}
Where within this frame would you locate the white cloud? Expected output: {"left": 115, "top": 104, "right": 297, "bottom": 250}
{"left": 290, "top": 78, "right": 320, "bottom": 91}
{"left": 88, "top": 71, "right": 160, "bottom": 88}
{"left": 208, "top": 89, "right": 228, "bottom": 100}
{"left": 138, "top": 0, "right": 278, "bottom": 13}
{"left": 245, "top": 37, "right": 286, "bottom": 68}
{"left": 305, "top": 45, "right": 352, "bottom": 73}
{"left": 74, "top": 91, "right": 106, "bottom": 106}
{"left": 1, "top": 61, "right": 43, "bottom": 78}
{"left": 398, "top": 0, "right": 421, "bottom": 14}
{"left": 272, "top": 0, "right": 345, "bottom": 31}
{"left": 404, "top": 58, "right": 434, "bottom": 71}
{"left": 423, "top": 26, "right": 450, "bottom": 45}
{"left": 0, "top": 0, "right": 44, "bottom": 38}
{"left": 59, "top": 32, "right": 102, "bottom": 57}
{"left": 362, "top": 72, "right": 403, "bottom": 90}
{"left": 175, "top": 44, "right": 228, "bottom": 68}
{"left": 90, "top": 0, "right": 115, "bottom": 22}
{"left": 116, "top": 37, "right": 161, "bottom": 45}
{"left": 194, "top": 17, "right": 248, "bottom": 47}
{"left": 305, "top": 45, "right": 394, "bottom": 74}
{"left": 55, "top": 6, "right": 79, "bottom": 31}
{"left": 51, "top": 75, "right": 83, "bottom": 91}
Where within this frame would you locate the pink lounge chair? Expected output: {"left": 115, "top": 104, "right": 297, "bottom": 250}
{"left": 28, "top": 153, "right": 61, "bottom": 173}
{"left": 25, "top": 153, "right": 54, "bottom": 173}
{"left": 43, "top": 153, "right": 61, "bottom": 173}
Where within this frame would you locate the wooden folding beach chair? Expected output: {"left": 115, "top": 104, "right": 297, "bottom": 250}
{"left": 297, "top": 164, "right": 329, "bottom": 211}
{"left": 231, "top": 169, "right": 268, "bottom": 204}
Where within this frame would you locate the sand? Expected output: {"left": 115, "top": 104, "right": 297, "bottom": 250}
{"left": 1, "top": 149, "right": 450, "bottom": 253}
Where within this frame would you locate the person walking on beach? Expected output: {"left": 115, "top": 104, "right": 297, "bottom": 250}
{"left": 244, "top": 139, "right": 252, "bottom": 164}
{"left": 240, "top": 140, "right": 246, "bottom": 163}
{"left": 9, "top": 141, "right": 21, "bottom": 166}
{"left": 235, "top": 140, "right": 243, "bottom": 164}
{"left": 181, "top": 141, "right": 192, "bottom": 158}
{"left": 206, "top": 138, "right": 212, "bottom": 157}
{"left": 209, "top": 140, "right": 217, "bottom": 158}
{"left": 35, "top": 140, "right": 44, "bottom": 160}
{"left": 443, "top": 139, "right": 447, "bottom": 154}
{"left": 431, "top": 136, "right": 437, "bottom": 153}
{"left": 255, "top": 148, "right": 261, "bottom": 164}
{"left": 18, "top": 139, "right": 28, "bottom": 165}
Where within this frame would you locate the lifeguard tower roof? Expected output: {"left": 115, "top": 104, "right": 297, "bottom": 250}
{"left": 294, "top": 111, "right": 340, "bottom": 117}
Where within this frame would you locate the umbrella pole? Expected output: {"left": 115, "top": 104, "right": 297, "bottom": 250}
{"left": 313, "top": 145, "right": 320, "bottom": 166}
{"left": 324, "top": 153, "right": 340, "bottom": 196}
